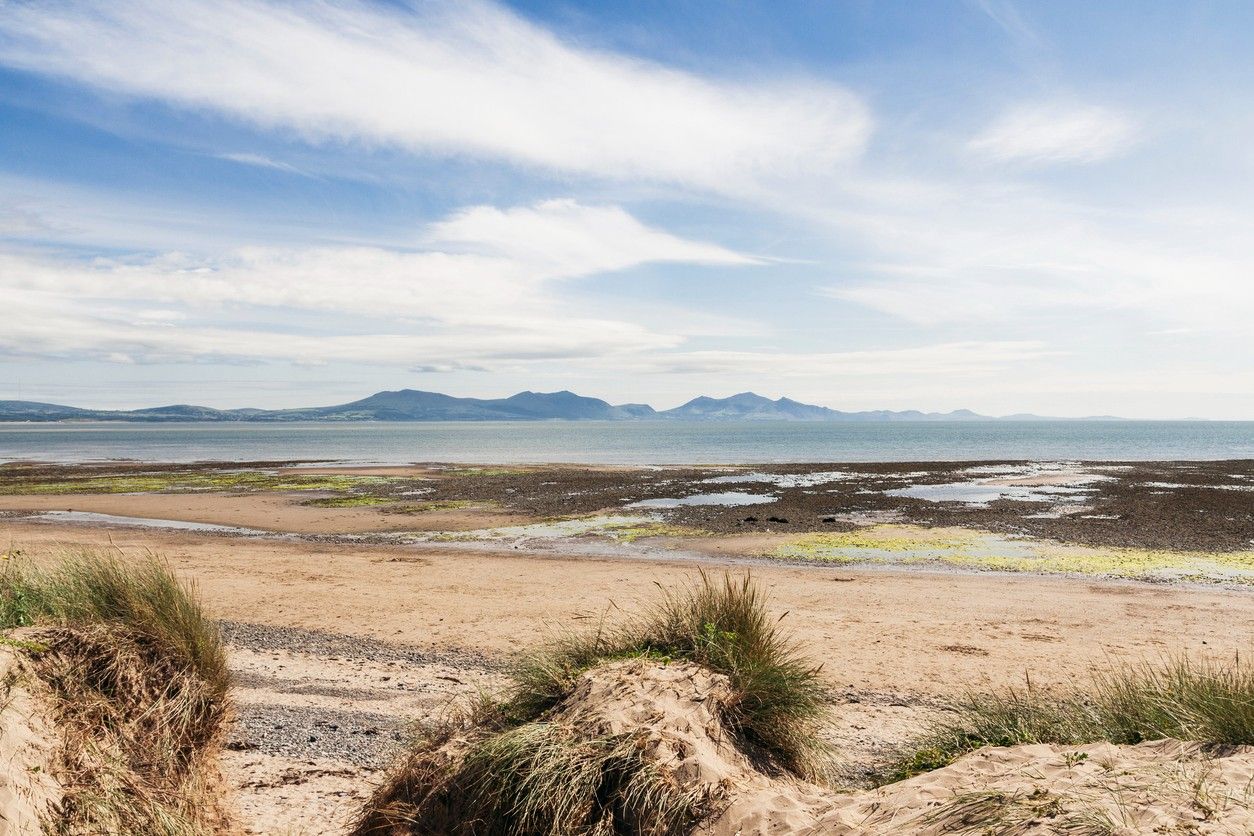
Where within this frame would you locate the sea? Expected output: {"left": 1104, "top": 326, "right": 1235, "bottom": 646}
{"left": 0, "top": 420, "right": 1251, "bottom": 465}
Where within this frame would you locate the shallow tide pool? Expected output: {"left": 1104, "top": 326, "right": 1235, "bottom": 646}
{"left": 627, "top": 491, "right": 776, "bottom": 508}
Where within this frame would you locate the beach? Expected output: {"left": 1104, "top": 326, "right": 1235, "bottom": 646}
{"left": 2, "top": 458, "right": 1252, "bottom": 831}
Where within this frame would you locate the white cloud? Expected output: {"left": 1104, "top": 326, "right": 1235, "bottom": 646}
{"left": 818, "top": 175, "right": 1254, "bottom": 334}
{"left": 214, "top": 152, "right": 307, "bottom": 176}
{"left": 0, "top": 0, "right": 870, "bottom": 195}
{"left": 623, "top": 341, "right": 1055, "bottom": 377}
{"left": 0, "top": 287, "right": 677, "bottom": 366}
{"left": 0, "top": 199, "right": 756, "bottom": 367}
{"left": 428, "top": 199, "right": 761, "bottom": 272}
{"left": 969, "top": 0, "right": 1043, "bottom": 52}
{"left": 969, "top": 102, "right": 1137, "bottom": 164}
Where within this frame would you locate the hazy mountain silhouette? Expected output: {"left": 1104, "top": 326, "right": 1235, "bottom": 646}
{"left": 0, "top": 390, "right": 1120, "bottom": 423}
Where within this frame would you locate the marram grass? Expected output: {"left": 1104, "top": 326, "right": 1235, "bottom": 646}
{"left": 1, "top": 551, "right": 230, "bottom": 834}
{"left": 352, "top": 571, "right": 831, "bottom": 835}
{"left": 885, "top": 653, "right": 1254, "bottom": 783}
{"left": 508, "top": 570, "right": 831, "bottom": 776}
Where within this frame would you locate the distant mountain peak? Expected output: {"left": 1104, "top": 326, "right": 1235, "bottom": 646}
{"left": 0, "top": 391, "right": 1121, "bottom": 423}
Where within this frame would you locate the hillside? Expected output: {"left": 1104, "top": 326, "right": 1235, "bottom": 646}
{"left": 0, "top": 391, "right": 1099, "bottom": 423}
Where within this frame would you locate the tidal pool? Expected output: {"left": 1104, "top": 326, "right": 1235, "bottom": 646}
{"left": 885, "top": 482, "right": 1093, "bottom": 505}
{"left": 628, "top": 491, "right": 777, "bottom": 508}
{"left": 30, "top": 510, "right": 270, "bottom": 536}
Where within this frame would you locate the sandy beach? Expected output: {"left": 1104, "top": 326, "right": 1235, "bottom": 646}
{"left": 1, "top": 458, "right": 1252, "bottom": 831}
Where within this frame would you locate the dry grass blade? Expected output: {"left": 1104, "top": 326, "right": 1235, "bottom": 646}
{"left": 0, "top": 551, "right": 230, "bottom": 834}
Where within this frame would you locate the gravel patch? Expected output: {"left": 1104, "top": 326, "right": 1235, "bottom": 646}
{"left": 219, "top": 619, "right": 504, "bottom": 671}
{"left": 227, "top": 703, "right": 409, "bottom": 768}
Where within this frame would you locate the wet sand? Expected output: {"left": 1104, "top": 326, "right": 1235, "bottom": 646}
{"left": 3, "top": 458, "right": 1251, "bottom": 549}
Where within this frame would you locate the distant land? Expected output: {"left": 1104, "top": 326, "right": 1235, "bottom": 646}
{"left": 0, "top": 390, "right": 1126, "bottom": 423}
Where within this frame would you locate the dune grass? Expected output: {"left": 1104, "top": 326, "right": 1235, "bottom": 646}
{"left": 0, "top": 551, "right": 228, "bottom": 694}
{"left": 0, "top": 551, "right": 230, "bottom": 834}
{"left": 509, "top": 571, "right": 829, "bottom": 776}
{"left": 887, "top": 654, "right": 1254, "bottom": 782}
{"left": 377, "top": 721, "right": 701, "bottom": 836}
{"left": 352, "top": 571, "right": 831, "bottom": 835}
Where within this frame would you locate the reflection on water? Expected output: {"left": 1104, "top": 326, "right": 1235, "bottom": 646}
{"left": 702, "top": 471, "right": 873, "bottom": 487}
{"left": 886, "top": 482, "right": 1093, "bottom": 506}
{"left": 627, "top": 491, "right": 776, "bottom": 508}
{"left": 31, "top": 510, "right": 270, "bottom": 536}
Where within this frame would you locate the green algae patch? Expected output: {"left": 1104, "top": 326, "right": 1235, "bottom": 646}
{"left": 441, "top": 467, "right": 530, "bottom": 478}
{"left": 597, "top": 521, "right": 710, "bottom": 542}
{"left": 0, "top": 470, "right": 394, "bottom": 496}
{"left": 301, "top": 494, "right": 399, "bottom": 508}
{"left": 939, "top": 546, "right": 1254, "bottom": 583}
{"left": 395, "top": 499, "right": 485, "bottom": 514}
{"left": 774, "top": 528, "right": 979, "bottom": 556}
{"left": 770, "top": 526, "right": 987, "bottom": 565}
{"left": 767, "top": 524, "right": 1254, "bottom": 585}
{"left": 424, "top": 514, "right": 665, "bottom": 544}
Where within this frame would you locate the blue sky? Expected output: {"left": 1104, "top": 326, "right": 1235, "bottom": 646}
{"left": 0, "top": 0, "right": 1251, "bottom": 418}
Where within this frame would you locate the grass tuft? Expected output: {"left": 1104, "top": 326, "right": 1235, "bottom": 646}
{"left": 509, "top": 571, "right": 830, "bottom": 777}
{"left": 0, "top": 551, "right": 230, "bottom": 834}
{"left": 352, "top": 571, "right": 830, "bottom": 835}
{"left": 885, "top": 654, "right": 1254, "bottom": 783}
{"left": 0, "top": 551, "right": 228, "bottom": 696}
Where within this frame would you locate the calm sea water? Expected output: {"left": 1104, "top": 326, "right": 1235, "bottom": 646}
{"left": 0, "top": 421, "right": 1251, "bottom": 465}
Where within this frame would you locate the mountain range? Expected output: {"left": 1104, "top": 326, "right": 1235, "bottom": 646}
{"left": 0, "top": 390, "right": 1121, "bottom": 423}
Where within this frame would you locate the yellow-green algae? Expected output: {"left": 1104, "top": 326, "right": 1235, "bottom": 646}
{"left": 441, "top": 467, "right": 530, "bottom": 478}
{"left": 596, "top": 520, "right": 710, "bottom": 542}
{"left": 302, "top": 494, "right": 400, "bottom": 508}
{"left": 769, "top": 524, "right": 1254, "bottom": 584}
{"left": 937, "top": 547, "right": 1254, "bottom": 583}
{"left": 0, "top": 470, "right": 393, "bottom": 496}
{"left": 395, "top": 499, "right": 485, "bottom": 514}
{"left": 426, "top": 514, "right": 705, "bottom": 543}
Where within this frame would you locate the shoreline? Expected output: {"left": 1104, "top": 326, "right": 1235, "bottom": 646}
{"left": 3, "top": 457, "right": 1251, "bottom": 551}
{"left": 7, "top": 510, "right": 1254, "bottom": 595}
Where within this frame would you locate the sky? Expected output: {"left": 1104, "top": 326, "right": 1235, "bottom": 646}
{"left": 0, "top": 0, "right": 1252, "bottom": 418}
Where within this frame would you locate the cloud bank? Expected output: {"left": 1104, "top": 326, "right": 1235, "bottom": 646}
{"left": 0, "top": 199, "right": 756, "bottom": 365}
{"left": 0, "top": 0, "right": 870, "bottom": 195}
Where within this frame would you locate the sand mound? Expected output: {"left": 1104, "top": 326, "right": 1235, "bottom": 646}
{"left": 0, "top": 626, "right": 233, "bottom": 835}
{"left": 838, "top": 738, "right": 1254, "bottom": 835}
{"left": 562, "top": 660, "right": 835, "bottom": 834}
{"left": 526, "top": 661, "right": 1254, "bottom": 835}
{"left": 0, "top": 648, "right": 60, "bottom": 836}
{"left": 360, "top": 658, "right": 1254, "bottom": 835}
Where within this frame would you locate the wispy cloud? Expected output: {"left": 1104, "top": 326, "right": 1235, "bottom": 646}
{"left": 0, "top": 199, "right": 756, "bottom": 366}
{"left": 0, "top": 0, "right": 870, "bottom": 195}
{"left": 427, "top": 199, "right": 762, "bottom": 272}
{"left": 969, "top": 0, "right": 1044, "bottom": 53}
{"left": 625, "top": 341, "right": 1056, "bottom": 378}
{"left": 821, "top": 183, "right": 1254, "bottom": 332}
{"left": 969, "top": 102, "right": 1137, "bottom": 164}
{"left": 214, "top": 152, "right": 307, "bottom": 176}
